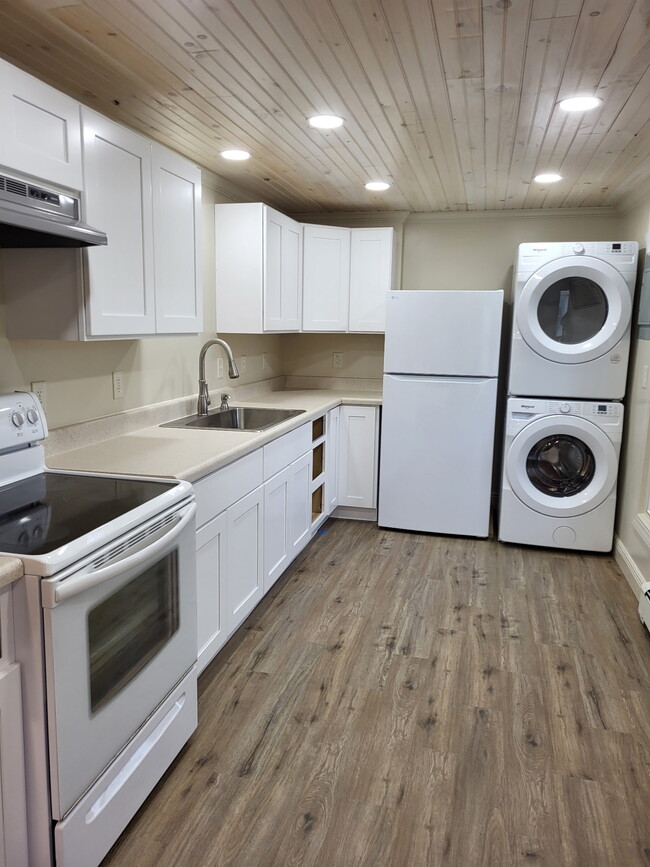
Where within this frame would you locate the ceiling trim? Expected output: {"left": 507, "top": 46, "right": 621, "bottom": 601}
{"left": 406, "top": 208, "right": 620, "bottom": 223}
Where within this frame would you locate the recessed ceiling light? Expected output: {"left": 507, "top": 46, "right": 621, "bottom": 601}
{"left": 365, "top": 181, "right": 391, "bottom": 191}
{"left": 220, "top": 149, "right": 251, "bottom": 161}
{"left": 559, "top": 96, "right": 602, "bottom": 112}
{"left": 534, "top": 173, "right": 562, "bottom": 183}
{"left": 308, "top": 115, "right": 344, "bottom": 129}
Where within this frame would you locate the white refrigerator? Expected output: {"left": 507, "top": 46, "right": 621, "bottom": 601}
{"left": 378, "top": 290, "right": 503, "bottom": 537}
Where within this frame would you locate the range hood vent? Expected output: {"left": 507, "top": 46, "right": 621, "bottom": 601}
{"left": 0, "top": 173, "right": 107, "bottom": 248}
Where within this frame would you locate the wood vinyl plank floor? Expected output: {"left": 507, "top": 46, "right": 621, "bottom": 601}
{"left": 102, "top": 519, "right": 650, "bottom": 866}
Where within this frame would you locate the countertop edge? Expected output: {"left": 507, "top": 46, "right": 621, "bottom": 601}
{"left": 0, "top": 555, "right": 24, "bottom": 588}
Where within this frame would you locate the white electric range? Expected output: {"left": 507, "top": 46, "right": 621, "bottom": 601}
{"left": 0, "top": 392, "right": 198, "bottom": 867}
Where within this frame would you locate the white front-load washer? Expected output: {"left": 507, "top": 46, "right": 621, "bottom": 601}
{"left": 508, "top": 241, "right": 638, "bottom": 399}
{"left": 499, "top": 397, "right": 623, "bottom": 552}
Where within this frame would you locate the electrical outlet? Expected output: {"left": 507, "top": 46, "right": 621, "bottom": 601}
{"left": 240, "top": 355, "right": 247, "bottom": 374}
{"left": 262, "top": 352, "right": 269, "bottom": 370}
{"left": 216, "top": 358, "right": 224, "bottom": 378}
{"left": 333, "top": 352, "right": 343, "bottom": 369}
{"left": 112, "top": 371, "right": 124, "bottom": 399}
{"left": 31, "top": 381, "right": 46, "bottom": 411}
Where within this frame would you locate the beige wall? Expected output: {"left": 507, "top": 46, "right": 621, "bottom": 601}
{"left": 615, "top": 199, "right": 650, "bottom": 592}
{"left": 282, "top": 332, "right": 384, "bottom": 379}
{"left": 0, "top": 172, "right": 281, "bottom": 429}
{"left": 402, "top": 210, "right": 623, "bottom": 301}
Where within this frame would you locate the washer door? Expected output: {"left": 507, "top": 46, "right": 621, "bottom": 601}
{"left": 517, "top": 256, "right": 631, "bottom": 363}
{"left": 506, "top": 415, "right": 618, "bottom": 517}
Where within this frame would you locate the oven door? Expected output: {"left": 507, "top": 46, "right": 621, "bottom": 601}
{"left": 40, "top": 499, "right": 197, "bottom": 819}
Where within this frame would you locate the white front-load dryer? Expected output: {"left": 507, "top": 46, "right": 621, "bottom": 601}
{"left": 508, "top": 241, "right": 638, "bottom": 399}
{"left": 499, "top": 397, "right": 623, "bottom": 552}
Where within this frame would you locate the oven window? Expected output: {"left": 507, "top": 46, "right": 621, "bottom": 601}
{"left": 88, "top": 551, "right": 179, "bottom": 713}
{"left": 537, "top": 277, "right": 608, "bottom": 344}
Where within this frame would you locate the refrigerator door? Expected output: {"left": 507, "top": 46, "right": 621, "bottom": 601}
{"left": 384, "top": 290, "right": 503, "bottom": 376}
{"left": 378, "top": 374, "right": 498, "bottom": 536}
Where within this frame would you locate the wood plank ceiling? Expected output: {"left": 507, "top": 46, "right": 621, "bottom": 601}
{"left": 0, "top": 0, "right": 648, "bottom": 214}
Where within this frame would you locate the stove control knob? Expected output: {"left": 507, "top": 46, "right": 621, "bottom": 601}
{"left": 11, "top": 411, "right": 25, "bottom": 427}
{"left": 559, "top": 402, "right": 571, "bottom": 413}
{"left": 26, "top": 408, "right": 39, "bottom": 424}
{"left": 573, "top": 243, "right": 585, "bottom": 254}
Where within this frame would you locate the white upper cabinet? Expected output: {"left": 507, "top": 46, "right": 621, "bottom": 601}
{"left": 349, "top": 228, "right": 394, "bottom": 332}
{"left": 3, "top": 109, "right": 203, "bottom": 341}
{"left": 215, "top": 202, "right": 301, "bottom": 333}
{"left": 82, "top": 109, "right": 156, "bottom": 337}
{"left": 152, "top": 145, "right": 203, "bottom": 334}
{"left": 0, "top": 58, "right": 83, "bottom": 190}
{"left": 302, "top": 225, "right": 351, "bottom": 332}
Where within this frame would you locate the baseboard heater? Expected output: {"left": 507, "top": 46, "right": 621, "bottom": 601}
{"left": 639, "top": 582, "right": 650, "bottom": 631}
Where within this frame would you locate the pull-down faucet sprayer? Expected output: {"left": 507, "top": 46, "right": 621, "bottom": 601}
{"left": 197, "top": 338, "right": 239, "bottom": 416}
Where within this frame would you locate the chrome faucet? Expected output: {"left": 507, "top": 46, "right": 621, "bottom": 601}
{"left": 197, "top": 339, "right": 239, "bottom": 415}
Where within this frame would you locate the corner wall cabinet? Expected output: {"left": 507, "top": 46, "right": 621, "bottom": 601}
{"left": 215, "top": 203, "right": 302, "bottom": 333}
{"left": 0, "top": 57, "right": 82, "bottom": 190}
{"left": 214, "top": 202, "right": 393, "bottom": 334}
{"left": 2, "top": 112, "right": 202, "bottom": 340}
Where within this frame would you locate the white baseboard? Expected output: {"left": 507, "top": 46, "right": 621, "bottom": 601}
{"left": 613, "top": 534, "right": 645, "bottom": 600}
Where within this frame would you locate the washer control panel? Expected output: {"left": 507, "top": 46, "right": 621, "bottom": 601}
{"left": 0, "top": 392, "right": 47, "bottom": 453}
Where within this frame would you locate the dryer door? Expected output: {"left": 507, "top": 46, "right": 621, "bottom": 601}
{"left": 516, "top": 256, "right": 632, "bottom": 363}
{"left": 506, "top": 415, "right": 618, "bottom": 517}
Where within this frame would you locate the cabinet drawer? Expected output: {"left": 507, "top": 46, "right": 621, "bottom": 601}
{"left": 263, "top": 423, "right": 311, "bottom": 480}
{"left": 194, "top": 450, "right": 263, "bottom": 527}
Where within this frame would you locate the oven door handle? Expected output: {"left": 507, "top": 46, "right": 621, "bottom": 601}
{"left": 45, "top": 501, "right": 196, "bottom": 606}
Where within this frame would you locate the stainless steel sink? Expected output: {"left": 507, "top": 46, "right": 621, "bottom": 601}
{"left": 161, "top": 406, "right": 305, "bottom": 432}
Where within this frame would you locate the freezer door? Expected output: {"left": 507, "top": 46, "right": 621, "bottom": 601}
{"left": 384, "top": 290, "right": 503, "bottom": 376}
{"left": 378, "top": 374, "right": 498, "bottom": 536}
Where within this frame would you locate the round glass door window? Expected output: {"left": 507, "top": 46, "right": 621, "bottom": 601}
{"left": 537, "top": 277, "right": 608, "bottom": 345}
{"left": 526, "top": 435, "right": 595, "bottom": 497}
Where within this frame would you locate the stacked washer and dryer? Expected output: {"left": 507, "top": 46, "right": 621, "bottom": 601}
{"left": 499, "top": 241, "right": 638, "bottom": 552}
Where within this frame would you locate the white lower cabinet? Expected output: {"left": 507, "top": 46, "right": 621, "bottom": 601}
{"left": 195, "top": 512, "right": 227, "bottom": 675}
{"left": 0, "top": 587, "right": 28, "bottom": 867}
{"left": 264, "top": 466, "right": 292, "bottom": 592}
{"left": 226, "top": 486, "right": 264, "bottom": 630}
{"left": 263, "top": 450, "right": 312, "bottom": 593}
{"left": 338, "top": 406, "right": 380, "bottom": 509}
{"left": 288, "top": 452, "right": 312, "bottom": 558}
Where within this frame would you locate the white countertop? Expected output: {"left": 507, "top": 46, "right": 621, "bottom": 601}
{"left": 47, "top": 390, "right": 382, "bottom": 483}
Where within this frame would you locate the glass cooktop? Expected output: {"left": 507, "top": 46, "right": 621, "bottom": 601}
{"left": 0, "top": 472, "right": 178, "bottom": 556}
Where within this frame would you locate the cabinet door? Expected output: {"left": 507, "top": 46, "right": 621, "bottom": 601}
{"left": 338, "top": 406, "right": 379, "bottom": 509}
{"left": 226, "top": 486, "right": 264, "bottom": 631}
{"left": 0, "top": 663, "right": 29, "bottom": 867}
{"left": 264, "top": 208, "right": 301, "bottom": 332}
{"left": 325, "top": 407, "right": 341, "bottom": 513}
{"left": 264, "top": 466, "right": 291, "bottom": 592}
{"left": 0, "top": 58, "right": 82, "bottom": 190}
{"left": 349, "top": 228, "right": 393, "bottom": 333}
{"left": 152, "top": 145, "right": 203, "bottom": 333}
{"left": 81, "top": 109, "right": 155, "bottom": 336}
{"left": 289, "top": 451, "right": 312, "bottom": 558}
{"left": 302, "top": 225, "right": 350, "bottom": 331}
{"left": 195, "top": 511, "right": 228, "bottom": 674}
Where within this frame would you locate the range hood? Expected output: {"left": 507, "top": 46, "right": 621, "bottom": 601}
{"left": 0, "top": 173, "right": 107, "bottom": 248}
